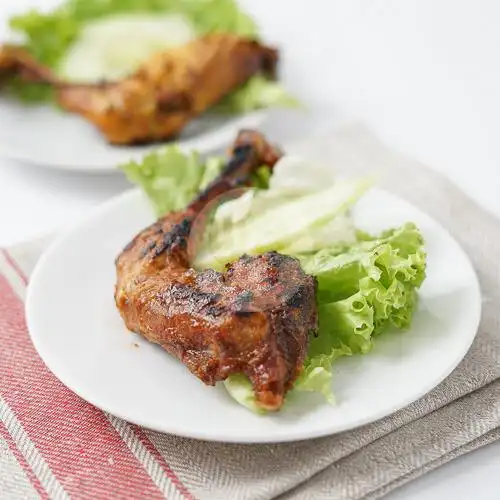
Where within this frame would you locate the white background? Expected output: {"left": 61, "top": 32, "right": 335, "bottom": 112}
{"left": 1, "top": 0, "right": 499, "bottom": 498}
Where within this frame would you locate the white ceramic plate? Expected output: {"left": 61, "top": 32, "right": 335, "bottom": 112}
{"left": 26, "top": 187, "right": 481, "bottom": 443}
{"left": 0, "top": 97, "right": 266, "bottom": 172}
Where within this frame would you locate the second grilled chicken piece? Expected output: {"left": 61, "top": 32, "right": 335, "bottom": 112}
{"left": 0, "top": 35, "right": 278, "bottom": 145}
{"left": 0, "top": 44, "right": 55, "bottom": 83}
{"left": 115, "top": 130, "right": 318, "bottom": 410}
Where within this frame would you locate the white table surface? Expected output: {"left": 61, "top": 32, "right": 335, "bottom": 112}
{"left": 1, "top": 0, "right": 499, "bottom": 498}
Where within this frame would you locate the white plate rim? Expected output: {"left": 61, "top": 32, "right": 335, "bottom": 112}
{"left": 25, "top": 188, "right": 482, "bottom": 443}
{"left": 0, "top": 108, "right": 267, "bottom": 173}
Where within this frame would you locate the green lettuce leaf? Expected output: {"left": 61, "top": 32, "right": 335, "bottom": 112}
{"left": 300, "top": 223, "right": 427, "bottom": 305}
{"left": 214, "top": 76, "right": 300, "bottom": 114}
{"left": 223, "top": 375, "right": 266, "bottom": 414}
{"left": 251, "top": 165, "right": 273, "bottom": 190}
{"left": 119, "top": 145, "right": 272, "bottom": 217}
{"left": 292, "top": 342, "right": 352, "bottom": 403}
{"left": 120, "top": 146, "right": 224, "bottom": 217}
{"left": 8, "top": 0, "right": 297, "bottom": 112}
{"left": 295, "top": 223, "right": 426, "bottom": 402}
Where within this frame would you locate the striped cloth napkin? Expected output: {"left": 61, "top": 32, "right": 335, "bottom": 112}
{"left": 1, "top": 124, "right": 499, "bottom": 500}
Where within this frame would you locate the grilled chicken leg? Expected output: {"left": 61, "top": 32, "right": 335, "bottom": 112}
{"left": 115, "top": 130, "right": 317, "bottom": 410}
{"left": 0, "top": 44, "right": 56, "bottom": 83}
{"left": 0, "top": 35, "right": 278, "bottom": 145}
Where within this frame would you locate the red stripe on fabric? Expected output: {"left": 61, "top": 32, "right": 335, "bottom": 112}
{"left": 0, "top": 275, "right": 164, "bottom": 500}
{"left": 4, "top": 250, "right": 195, "bottom": 500}
{"left": 131, "top": 425, "right": 195, "bottom": 500}
{"left": 1, "top": 249, "right": 28, "bottom": 285}
{"left": 0, "top": 421, "right": 49, "bottom": 499}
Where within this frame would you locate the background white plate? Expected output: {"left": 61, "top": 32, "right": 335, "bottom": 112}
{"left": 0, "top": 97, "right": 266, "bottom": 172}
{"left": 25, "top": 187, "right": 481, "bottom": 443}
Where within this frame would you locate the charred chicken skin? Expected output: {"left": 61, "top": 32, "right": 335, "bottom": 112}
{"left": 115, "top": 131, "right": 318, "bottom": 410}
{"left": 0, "top": 35, "right": 278, "bottom": 145}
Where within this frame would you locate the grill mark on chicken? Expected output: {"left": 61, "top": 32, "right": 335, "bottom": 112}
{"left": 0, "top": 35, "right": 279, "bottom": 145}
{"left": 115, "top": 130, "right": 317, "bottom": 410}
{"left": 153, "top": 217, "right": 192, "bottom": 257}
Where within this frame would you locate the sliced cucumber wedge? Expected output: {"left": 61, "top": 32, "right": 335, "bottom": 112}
{"left": 194, "top": 177, "right": 373, "bottom": 271}
{"left": 58, "top": 13, "right": 196, "bottom": 82}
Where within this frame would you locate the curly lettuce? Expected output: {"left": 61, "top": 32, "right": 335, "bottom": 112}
{"left": 120, "top": 146, "right": 271, "bottom": 217}
{"left": 120, "top": 147, "right": 223, "bottom": 217}
{"left": 214, "top": 76, "right": 301, "bottom": 114}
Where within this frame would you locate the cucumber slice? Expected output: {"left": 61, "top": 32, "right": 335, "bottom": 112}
{"left": 194, "top": 178, "right": 373, "bottom": 271}
{"left": 58, "top": 13, "right": 196, "bottom": 82}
